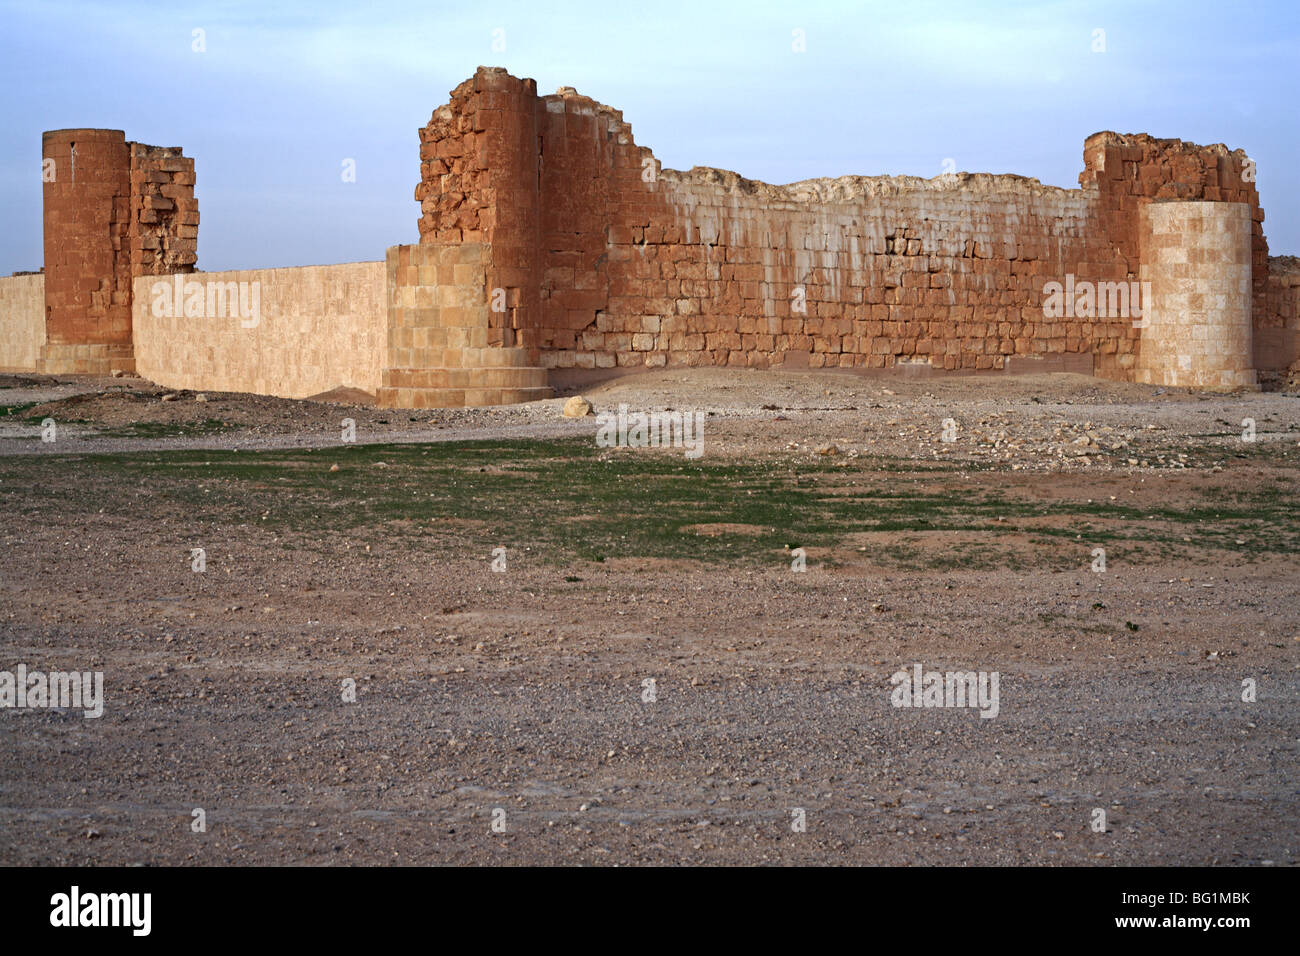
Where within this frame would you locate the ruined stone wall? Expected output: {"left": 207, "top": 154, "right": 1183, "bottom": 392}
{"left": 378, "top": 243, "right": 551, "bottom": 408}
{"left": 1079, "top": 131, "right": 1267, "bottom": 330}
{"left": 132, "top": 262, "right": 386, "bottom": 399}
{"left": 1261, "top": 256, "right": 1300, "bottom": 329}
{"left": 1256, "top": 256, "right": 1300, "bottom": 383}
{"left": 416, "top": 72, "right": 542, "bottom": 350}
{"left": 590, "top": 170, "right": 1117, "bottom": 377}
{"left": 129, "top": 143, "right": 198, "bottom": 277}
{"left": 0, "top": 274, "right": 46, "bottom": 371}
{"left": 414, "top": 68, "right": 1281, "bottom": 388}
{"left": 18, "top": 73, "right": 1292, "bottom": 404}
{"left": 39, "top": 129, "right": 196, "bottom": 374}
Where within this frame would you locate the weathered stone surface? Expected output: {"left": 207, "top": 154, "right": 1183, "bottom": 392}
{"left": 133, "top": 262, "right": 386, "bottom": 400}
{"left": 7, "top": 72, "right": 1296, "bottom": 399}
{"left": 34, "top": 129, "right": 197, "bottom": 374}
{"left": 410, "top": 67, "right": 1293, "bottom": 389}
{"left": 562, "top": 395, "right": 593, "bottom": 417}
{"left": 1137, "top": 202, "right": 1255, "bottom": 389}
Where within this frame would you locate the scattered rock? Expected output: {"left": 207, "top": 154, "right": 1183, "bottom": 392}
{"left": 562, "top": 396, "right": 594, "bottom": 418}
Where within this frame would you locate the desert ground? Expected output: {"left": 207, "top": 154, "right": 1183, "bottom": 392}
{"left": 0, "top": 367, "right": 1296, "bottom": 865}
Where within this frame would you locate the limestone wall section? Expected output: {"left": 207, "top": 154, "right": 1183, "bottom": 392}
{"left": 0, "top": 274, "right": 46, "bottom": 372}
{"left": 378, "top": 243, "right": 551, "bottom": 408}
{"left": 1137, "top": 202, "right": 1254, "bottom": 389}
{"left": 132, "top": 262, "right": 385, "bottom": 399}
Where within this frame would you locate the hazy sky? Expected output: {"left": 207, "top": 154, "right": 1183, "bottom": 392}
{"left": 2, "top": 0, "right": 1296, "bottom": 273}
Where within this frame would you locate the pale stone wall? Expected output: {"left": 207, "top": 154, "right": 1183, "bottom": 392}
{"left": 378, "top": 244, "right": 552, "bottom": 408}
{"left": 0, "top": 274, "right": 47, "bottom": 372}
{"left": 132, "top": 262, "right": 385, "bottom": 399}
{"left": 1137, "top": 202, "right": 1254, "bottom": 389}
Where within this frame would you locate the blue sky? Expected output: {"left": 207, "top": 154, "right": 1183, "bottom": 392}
{"left": 1, "top": 0, "right": 1296, "bottom": 272}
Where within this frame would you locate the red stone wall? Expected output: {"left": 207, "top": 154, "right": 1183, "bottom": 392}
{"left": 416, "top": 71, "right": 545, "bottom": 351}
{"left": 415, "top": 68, "right": 1289, "bottom": 385}
{"left": 1260, "top": 256, "right": 1300, "bottom": 330}
{"left": 42, "top": 129, "right": 133, "bottom": 349}
{"left": 39, "top": 129, "right": 196, "bottom": 372}
{"left": 1257, "top": 256, "right": 1300, "bottom": 383}
{"left": 1079, "top": 131, "right": 1267, "bottom": 327}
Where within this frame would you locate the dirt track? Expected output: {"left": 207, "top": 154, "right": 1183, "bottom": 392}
{"left": 0, "top": 369, "right": 1297, "bottom": 865}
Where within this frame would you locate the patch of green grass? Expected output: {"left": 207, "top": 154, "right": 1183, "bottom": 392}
{"left": 0, "top": 402, "right": 41, "bottom": 423}
{"left": 92, "top": 419, "right": 238, "bottom": 439}
{"left": 2, "top": 436, "right": 1297, "bottom": 568}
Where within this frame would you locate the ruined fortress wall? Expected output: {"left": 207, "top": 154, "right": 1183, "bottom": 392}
{"left": 414, "top": 68, "right": 1272, "bottom": 386}
{"left": 1079, "top": 132, "right": 1267, "bottom": 338}
{"left": 590, "top": 173, "right": 1116, "bottom": 376}
{"left": 127, "top": 143, "right": 199, "bottom": 278}
{"left": 17, "top": 71, "right": 1290, "bottom": 403}
{"left": 0, "top": 274, "right": 46, "bottom": 371}
{"left": 132, "top": 262, "right": 386, "bottom": 399}
{"left": 415, "top": 74, "right": 542, "bottom": 351}
{"left": 40, "top": 129, "right": 197, "bottom": 374}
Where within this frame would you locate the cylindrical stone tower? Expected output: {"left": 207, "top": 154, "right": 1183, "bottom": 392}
{"left": 1137, "top": 201, "right": 1254, "bottom": 389}
{"left": 40, "top": 129, "right": 134, "bottom": 373}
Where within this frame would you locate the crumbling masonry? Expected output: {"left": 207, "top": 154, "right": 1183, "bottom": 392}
{"left": 3, "top": 67, "right": 1298, "bottom": 401}
{"left": 37, "top": 129, "right": 197, "bottom": 375}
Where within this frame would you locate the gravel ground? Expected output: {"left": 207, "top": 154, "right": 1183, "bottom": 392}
{"left": 0, "top": 368, "right": 1296, "bottom": 865}
{"left": 3, "top": 369, "right": 1298, "bottom": 467}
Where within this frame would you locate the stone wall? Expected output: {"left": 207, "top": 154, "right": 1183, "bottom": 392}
{"left": 0, "top": 274, "right": 46, "bottom": 372}
{"left": 39, "top": 129, "right": 197, "bottom": 375}
{"left": 41, "top": 129, "right": 132, "bottom": 373}
{"left": 1079, "top": 131, "right": 1266, "bottom": 323}
{"left": 413, "top": 67, "right": 1282, "bottom": 390}
{"left": 1137, "top": 202, "right": 1254, "bottom": 389}
{"left": 11, "top": 77, "right": 1295, "bottom": 403}
{"left": 128, "top": 142, "right": 199, "bottom": 278}
{"left": 1257, "top": 256, "right": 1300, "bottom": 383}
{"left": 132, "top": 262, "right": 386, "bottom": 399}
{"left": 378, "top": 244, "right": 551, "bottom": 408}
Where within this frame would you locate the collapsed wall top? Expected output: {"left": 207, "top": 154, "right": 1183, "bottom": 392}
{"left": 404, "top": 66, "right": 1278, "bottom": 390}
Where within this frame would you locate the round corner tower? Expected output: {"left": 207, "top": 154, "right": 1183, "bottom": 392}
{"left": 40, "top": 128, "right": 134, "bottom": 374}
{"left": 1136, "top": 200, "right": 1255, "bottom": 390}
